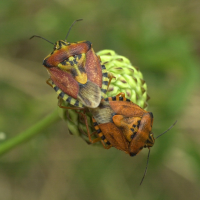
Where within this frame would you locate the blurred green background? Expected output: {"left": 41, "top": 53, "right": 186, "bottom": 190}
{"left": 0, "top": 0, "right": 200, "bottom": 199}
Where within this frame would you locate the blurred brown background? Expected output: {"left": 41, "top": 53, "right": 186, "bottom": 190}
{"left": 0, "top": 0, "right": 200, "bottom": 199}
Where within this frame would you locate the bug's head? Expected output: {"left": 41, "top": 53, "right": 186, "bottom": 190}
{"left": 142, "top": 112, "right": 155, "bottom": 149}
{"left": 53, "top": 19, "right": 83, "bottom": 51}
{"left": 53, "top": 40, "right": 69, "bottom": 51}
{"left": 129, "top": 112, "right": 154, "bottom": 155}
{"left": 144, "top": 131, "right": 155, "bottom": 148}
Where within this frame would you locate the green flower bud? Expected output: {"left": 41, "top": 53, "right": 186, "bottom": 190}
{"left": 98, "top": 50, "right": 149, "bottom": 108}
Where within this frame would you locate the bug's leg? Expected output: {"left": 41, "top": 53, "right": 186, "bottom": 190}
{"left": 46, "top": 78, "right": 53, "bottom": 88}
{"left": 107, "top": 72, "right": 115, "bottom": 89}
{"left": 116, "top": 92, "right": 126, "bottom": 98}
{"left": 91, "top": 131, "right": 112, "bottom": 149}
{"left": 79, "top": 113, "right": 110, "bottom": 147}
{"left": 88, "top": 133, "right": 112, "bottom": 150}
{"left": 91, "top": 137, "right": 102, "bottom": 143}
{"left": 101, "top": 60, "right": 115, "bottom": 90}
{"left": 100, "top": 140, "right": 112, "bottom": 149}
{"left": 92, "top": 118, "right": 113, "bottom": 149}
{"left": 97, "top": 55, "right": 101, "bottom": 61}
{"left": 78, "top": 111, "right": 93, "bottom": 142}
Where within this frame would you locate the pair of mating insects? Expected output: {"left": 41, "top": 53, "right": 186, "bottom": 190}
{"left": 30, "top": 19, "right": 176, "bottom": 184}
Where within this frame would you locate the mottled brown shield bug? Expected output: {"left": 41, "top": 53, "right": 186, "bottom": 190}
{"left": 30, "top": 19, "right": 111, "bottom": 109}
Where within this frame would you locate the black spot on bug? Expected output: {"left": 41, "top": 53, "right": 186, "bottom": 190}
{"left": 106, "top": 141, "right": 111, "bottom": 145}
{"left": 110, "top": 113, "right": 116, "bottom": 123}
{"left": 102, "top": 72, "right": 108, "bottom": 77}
{"left": 74, "top": 100, "right": 79, "bottom": 107}
{"left": 60, "top": 60, "right": 67, "bottom": 66}
{"left": 93, "top": 122, "right": 98, "bottom": 126}
{"left": 131, "top": 131, "right": 137, "bottom": 139}
{"left": 149, "top": 112, "right": 153, "bottom": 119}
{"left": 67, "top": 97, "right": 72, "bottom": 104}
{"left": 132, "top": 124, "right": 137, "bottom": 128}
{"left": 126, "top": 99, "right": 131, "bottom": 102}
{"left": 59, "top": 92, "right": 65, "bottom": 98}
{"left": 130, "top": 152, "right": 137, "bottom": 157}
{"left": 119, "top": 96, "right": 124, "bottom": 101}
{"left": 137, "top": 120, "right": 141, "bottom": 128}
{"left": 73, "top": 57, "right": 78, "bottom": 65}
{"left": 101, "top": 89, "right": 107, "bottom": 94}
{"left": 112, "top": 96, "right": 116, "bottom": 101}
{"left": 79, "top": 66, "right": 86, "bottom": 73}
{"left": 101, "top": 65, "right": 106, "bottom": 69}
{"left": 58, "top": 41, "right": 63, "bottom": 49}
{"left": 97, "top": 129, "right": 101, "bottom": 134}
{"left": 43, "top": 59, "right": 52, "bottom": 68}
{"left": 71, "top": 69, "right": 78, "bottom": 78}
{"left": 84, "top": 41, "right": 92, "bottom": 49}
{"left": 68, "top": 60, "right": 74, "bottom": 66}
{"left": 130, "top": 128, "right": 135, "bottom": 133}
{"left": 54, "top": 86, "right": 59, "bottom": 92}
{"left": 101, "top": 135, "right": 106, "bottom": 140}
{"left": 102, "top": 81, "right": 109, "bottom": 85}
{"left": 77, "top": 54, "right": 82, "bottom": 60}
{"left": 104, "top": 97, "right": 109, "bottom": 101}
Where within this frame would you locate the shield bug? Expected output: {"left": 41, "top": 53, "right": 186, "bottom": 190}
{"left": 81, "top": 92, "right": 176, "bottom": 184}
{"left": 30, "top": 19, "right": 111, "bottom": 109}
{"left": 88, "top": 92, "right": 155, "bottom": 156}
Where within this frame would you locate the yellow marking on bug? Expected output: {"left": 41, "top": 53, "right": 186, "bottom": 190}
{"left": 74, "top": 71, "right": 87, "bottom": 84}
{"left": 70, "top": 98, "right": 82, "bottom": 107}
{"left": 101, "top": 84, "right": 108, "bottom": 90}
{"left": 98, "top": 132, "right": 103, "bottom": 137}
{"left": 58, "top": 62, "right": 73, "bottom": 71}
{"left": 73, "top": 53, "right": 87, "bottom": 84}
{"left": 102, "top": 68, "right": 107, "bottom": 73}
{"left": 104, "top": 139, "right": 109, "bottom": 143}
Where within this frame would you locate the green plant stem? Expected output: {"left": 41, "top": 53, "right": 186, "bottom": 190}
{"left": 0, "top": 109, "right": 60, "bottom": 156}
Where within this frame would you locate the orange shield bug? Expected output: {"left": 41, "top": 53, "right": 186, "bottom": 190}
{"left": 88, "top": 92, "right": 155, "bottom": 156}
{"left": 30, "top": 19, "right": 111, "bottom": 109}
{"left": 80, "top": 93, "right": 177, "bottom": 184}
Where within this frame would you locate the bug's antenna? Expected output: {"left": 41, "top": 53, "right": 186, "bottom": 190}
{"left": 29, "top": 35, "right": 54, "bottom": 45}
{"left": 65, "top": 19, "right": 83, "bottom": 42}
{"left": 155, "top": 120, "right": 177, "bottom": 139}
{"left": 140, "top": 148, "right": 151, "bottom": 185}
{"left": 139, "top": 120, "right": 177, "bottom": 185}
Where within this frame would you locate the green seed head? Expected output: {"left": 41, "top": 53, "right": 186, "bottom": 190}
{"left": 98, "top": 50, "right": 149, "bottom": 109}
